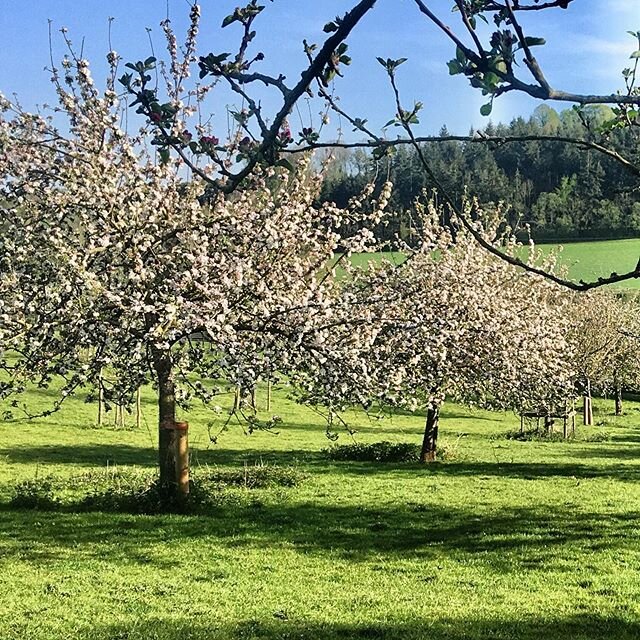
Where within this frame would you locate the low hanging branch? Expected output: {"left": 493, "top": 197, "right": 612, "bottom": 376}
{"left": 377, "top": 59, "right": 640, "bottom": 292}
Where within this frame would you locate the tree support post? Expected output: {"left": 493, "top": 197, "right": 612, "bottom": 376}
{"left": 160, "top": 420, "right": 190, "bottom": 497}
{"left": 97, "top": 371, "right": 104, "bottom": 427}
{"left": 136, "top": 387, "right": 142, "bottom": 429}
{"left": 174, "top": 421, "right": 190, "bottom": 496}
{"left": 583, "top": 378, "right": 593, "bottom": 426}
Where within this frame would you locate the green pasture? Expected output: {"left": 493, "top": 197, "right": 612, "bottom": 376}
{"left": 349, "top": 237, "right": 640, "bottom": 289}
{"left": 2, "top": 382, "right": 640, "bottom": 639}
{"left": 542, "top": 238, "right": 640, "bottom": 289}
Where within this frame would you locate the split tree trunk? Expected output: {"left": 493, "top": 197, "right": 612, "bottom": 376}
{"left": 420, "top": 405, "right": 440, "bottom": 463}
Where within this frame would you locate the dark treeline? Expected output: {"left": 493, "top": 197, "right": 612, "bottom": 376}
{"left": 320, "top": 105, "right": 640, "bottom": 242}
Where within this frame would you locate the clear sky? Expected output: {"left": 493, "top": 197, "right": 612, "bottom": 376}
{"left": 0, "top": 1, "right": 638, "bottom": 137}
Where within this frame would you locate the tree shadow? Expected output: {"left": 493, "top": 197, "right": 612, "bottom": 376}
{"left": 340, "top": 459, "right": 640, "bottom": 482}
{"left": 568, "top": 446, "right": 640, "bottom": 461}
{"left": 4, "top": 444, "right": 640, "bottom": 482}
{"left": 0, "top": 443, "right": 158, "bottom": 467}
{"left": 1, "top": 498, "right": 637, "bottom": 568}
{"left": 0, "top": 443, "right": 327, "bottom": 469}
{"left": 82, "top": 611, "right": 640, "bottom": 640}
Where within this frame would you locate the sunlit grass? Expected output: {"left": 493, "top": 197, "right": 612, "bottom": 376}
{"left": 2, "top": 382, "right": 640, "bottom": 639}
{"left": 349, "top": 237, "right": 640, "bottom": 289}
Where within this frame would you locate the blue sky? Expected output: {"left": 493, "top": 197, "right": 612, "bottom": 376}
{"left": 0, "top": 1, "right": 638, "bottom": 137}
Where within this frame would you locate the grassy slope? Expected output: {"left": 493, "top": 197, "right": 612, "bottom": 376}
{"left": 541, "top": 238, "right": 640, "bottom": 289}
{"left": 349, "top": 238, "right": 640, "bottom": 289}
{"left": 2, "top": 385, "right": 640, "bottom": 639}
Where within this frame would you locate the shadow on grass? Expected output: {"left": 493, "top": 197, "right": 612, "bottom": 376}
{"left": 0, "top": 444, "right": 159, "bottom": 467}
{"left": 0, "top": 444, "right": 325, "bottom": 469}
{"left": 86, "top": 614, "right": 640, "bottom": 640}
{"left": 569, "top": 446, "right": 640, "bottom": 461}
{"left": 3, "top": 443, "right": 640, "bottom": 481}
{"left": 1, "top": 496, "right": 638, "bottom": 569}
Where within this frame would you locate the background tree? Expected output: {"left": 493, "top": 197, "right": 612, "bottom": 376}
{"left": 569, "top": 291, "right": 640, "bottom": 421}
{"left": 294, "top": 203, "right": 575, "bottom": 461}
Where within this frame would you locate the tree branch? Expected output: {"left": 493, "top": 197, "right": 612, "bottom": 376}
{"left": 286, "top": 134, "right": 640, "bottom": 179}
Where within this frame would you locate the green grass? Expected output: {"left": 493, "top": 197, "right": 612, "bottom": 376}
{"left": 349, "top": 238, "right": 640, "bottom": 289}
{"left": 2, "top": 383, "right": 640, "bottom": 639}
{"left": 540, "top": 237, "right": 640, "bottom": 289}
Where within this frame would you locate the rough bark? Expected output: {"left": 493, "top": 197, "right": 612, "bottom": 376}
{"left": 615, "top": 382, "right": 623, "bottom": 416}
{"left": 152, "top": 349, "right": 180, "bottom": 494}
{"left": 420, "top": 405, "right": 440, "bottom": 463}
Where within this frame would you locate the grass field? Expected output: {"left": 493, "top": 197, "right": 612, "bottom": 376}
{"left": 541, "top": 238, "right": 640, "bottom": 289}
{"left": 349, "top": 238, "right": 640, "bottom": 289}
{"left": 2, "top": 383, "right": 640, "bottom": 639}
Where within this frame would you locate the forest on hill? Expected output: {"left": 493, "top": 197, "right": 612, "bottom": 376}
{"left": 320, "top": 105, "right": 640, "bottom": 241}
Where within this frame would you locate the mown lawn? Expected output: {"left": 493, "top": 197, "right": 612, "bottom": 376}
{"left": 1, "top": 385, "right": 640, "bottom": 639}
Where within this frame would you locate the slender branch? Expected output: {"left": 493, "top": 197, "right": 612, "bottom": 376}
{"left": 490, "top": 0, "right": 575, "bottom": 10}
{"left": 413, "top": 0, "right": 481, "bottom": 64}
{"left": 504, "top": 0, "right": 551, "bottom": 93}
{"left": 286, "top": 134, "right": 640, "bottom": 178}
{"left": 413, "top": 0, "right": 640, "bottom": 106}
{"left": 226, "top": 70, "right": 290, "bottom": 95}
{"left": 385, "top": 70, "right": 640, "bottom": 292}
{"left": 215, "top": 0, "right": 379, "bottom": 194}
{"left": 453, "top": 0, "right": 485, "bottom": 56}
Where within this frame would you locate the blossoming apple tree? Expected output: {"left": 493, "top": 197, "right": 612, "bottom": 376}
{"left": 569, "top": 290, "right": 640, "bottom": 421}
{"left": 294, "top": 204, "right": 576, "bottom": 461}
{"left": 0, "top": 28, "right": 387, "bottom": 498}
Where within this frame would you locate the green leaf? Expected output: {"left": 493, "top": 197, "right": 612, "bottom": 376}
{"left": 159, "top": 148, "right": 170, "bottom": 164}
{"left": 275, "top": 158, "right": 294, "bottom": 172}
{"left": 456, "top": 46, "right": 467, "bottom": 64}
{"left": 480, "top": 102, "right": 493, "bottom": 117}
{"left": 484, "top": 72, "right": 499, "bottom": 88}
{"left": 630, "top": 50, "right": 640, "bottom": 59}
{"left": 323, "top": 21, "right": 338, "bottom": 33}
{"left": 222, "top": 13, "right": 238, "bottom": 28}
{"left": 144, "top": 56, "right": 156, "bottom": 67}
{"left": 447, "top": 59, "right": 463, "bottom": 75}
{"left": 383, "top": 119, "right": 397, "bottom": 128}
{"left": 523, "top": 37, "right": 546, "bottom": 47}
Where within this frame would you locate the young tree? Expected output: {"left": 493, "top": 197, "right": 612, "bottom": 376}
{"left": 569, "top": 291, "right": 640, "bottom": 421}
{"left": 294, "top": 204, "right": 575, "bottom": 461}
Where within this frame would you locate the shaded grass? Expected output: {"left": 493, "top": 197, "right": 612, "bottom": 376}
{"left": 2, "top": 386, "right": 640, "bottom": 639}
